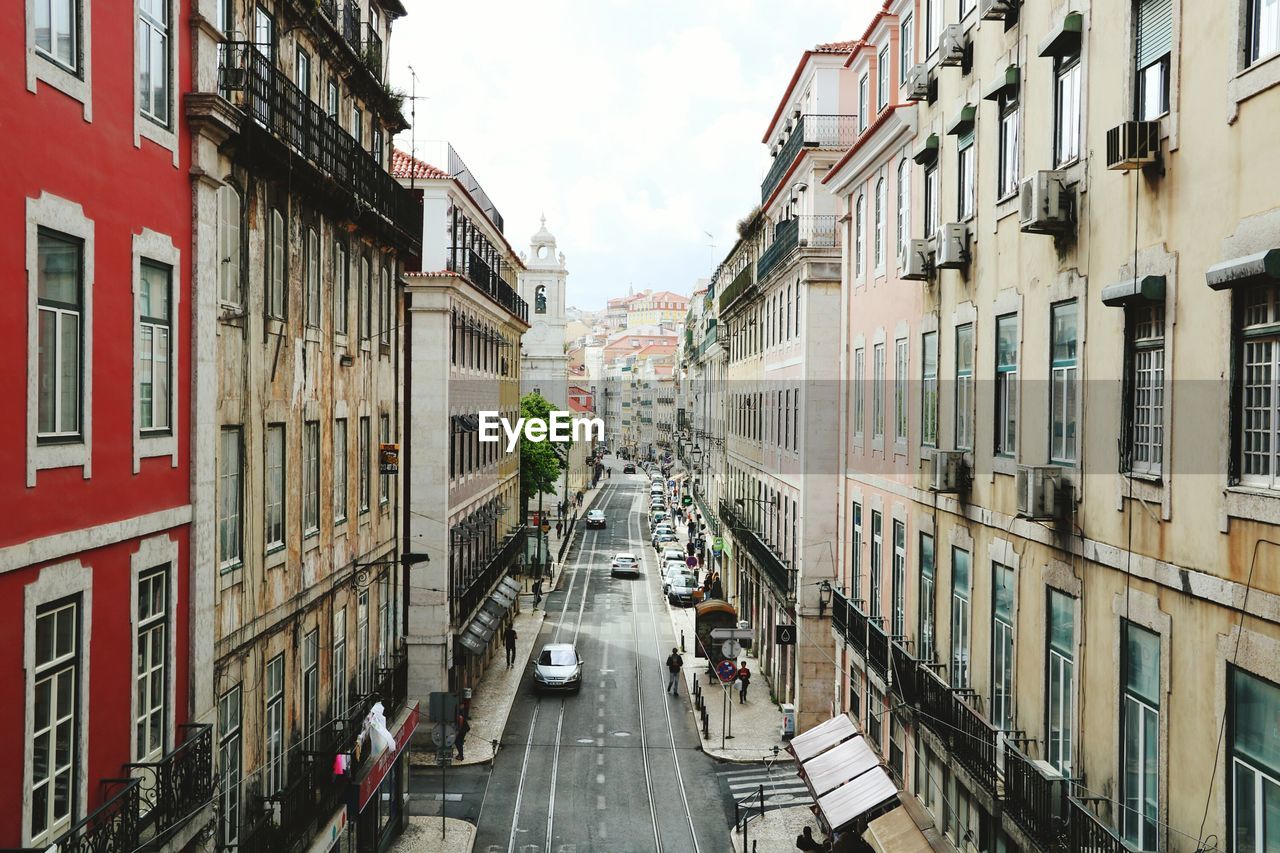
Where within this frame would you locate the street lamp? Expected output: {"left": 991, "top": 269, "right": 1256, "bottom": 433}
{"left": 353, "top": 551, "right": 430, "bottom": 640}
{"left": 818, "top": 579, "right": 833, "bottom": 616}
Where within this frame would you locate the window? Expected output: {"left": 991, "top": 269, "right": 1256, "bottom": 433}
{"left": 868, "top": 681, "right": 884, "bottom": 749}
{"left": 877, "top": 46, "right": 890, "bottom": 110}
{"left": 1050, "top": 301, "right": 1079, "bottom": 464}
{"left": 1135, "top": 0, "right": 1172, "bottom": 119}
{"left": 333, "top": 241, "right": 348, "bottom": 335}
{"left": 924, "top": 161, "right": 939, "bottom": 238}
{"left": 302, "top": 629, "right": 319, "bottom": 750}
{"left": 1230, "top": 667, "right": 1280, "bottom": 853}
{"left": 379, "top": 413, "right": 391, "bottom": 505}
{"left": 1128, "top": 304, "right": 1165, "bottom": 475}
{"left": 959, "top": 0, "right": 973, "bottom": 17}
{"left": 352, "top": 105, "right": 364, "bottom": 146}
{"left": 1251, "top": 0, "right": 1280, "bottom": 65}
{"left": 378, "top": 575, "right": 392, "bottom": 666}
{"left": 294, "top": 46, "right": 311, "bottom": 98}
{"left": 855, "top": 195, "right": 866, "bottom": 278}
{"left": 267, "top": 208, "right": 285, "bottom": 319}
{"left": 219, "top": 427, "right": 243, "bottom": 569}
{"left": 303, "top": 420, "right": 319, "bottom": 537}
{"left": 894, "top": 339, "right": 908, "bottom": 442}
{"left": 897, "top": 160, "right": 910, "bottom": 261}
{"left": 1121, "top": 622, "right": 1161, "bottom": 850}
{"left": 373, "top": 128, "right": 384, "bottom": 167}
{"left": 859, "top": 74, "right": 869, "bottom": 131}
{"left": 950, "top": 548, "right": 970, "bottom": 688}
{"left": 891, "top": 520, "right": 906, "bottom": 637}
{"left": 217, "top": 185, "right": 242, "bottom": 305}
{"left": 264, "top": 654, "right": 284, "bottom": 796}
{"left": 135, "top": 566, "right": 168, "bottom": 760}
{"left": 875, "top": 179, "right": 886, "bottom": 272}
{"left": 998, "top": 91, "right": 1020, "bottom": 199}
{"left": 334, "top": 418, "right": 348, "bottom": 523}
{"left": 327, "top": 79, "right": 339, "bottom": 118}
{"left": 305, "top": 228, "right": 320, "bottom": 328}
{"left": 360, "top": 257, "right": 371, "bottom": 343}
{"left": 957, "top": 131, "right": 975, "bottom": 220}
{"left": 359, "top": 416, "right": 371, "bottom": 513}
{"left": 890, "top": 715, "right": 905, "bottom": 784}
{"left": 1047, "top": 590, "right": 1075, "bottom": 774}
{"left": 1054, "top": 51, "right": 1082, "bottom": 165}
{"left": 793, "top": 388, "right": 800, "bottom": 451}
{"left": 380, "top": 266, "right": 391, "bottom": 345}
{"left": 918, "top": 534, "right": 936, "bottom": 661}
{"left": 30, "top": 598, "right": 79, "bottom": 845}
{"left": 955, "top": 324, "right": 974, "bottom": 451}
{"left": 333, "top": 607, "right": 348, "bottom": 718}
{"left": 901, "top": 13, "right": 911, "bottom": 81}
{"left": 218, "top": 685, "right": 241, "bottom": 846}
{"left": 850, "top": 502, "right": 863, "bottom": 597}
{"left": 37, "top": 230, "right": 84, "bottom": 440}
{"left": 922, "top": 331, "right": 938, "bottom": 447}
{"left": 995, "top": 314, "right": 1018, "bottom": 457}
{"left": 991, "top": 563, "right": 1014, "bottom": 731}
{"left": 926, "top": 0, "right": 942, "bottom": 56}
{"left": 869, "top": 510, "right": 882, "bottom": 618}
{"left": 854, "top": 348, "right": 865, "bottom": 436}
{"left": 264, "top": 424, "right": 284, "bottom": 552}
{"left": 1238, "top": 284, "right": 1280, "bottom": 485}
{"left": 873, "top": 343, "right": 886, "bottom": 439}
{"left": 254, "top": 4, "right": 275, "bottom": 60}
{"left": 138, "top": 0, "right": 170, "bottom": 125}
{"left": 357, "top": 589, "right": 370, "bottom": 693}
{"left": 138, "top": 262, "right": 171, "bottom": 432}
{"left": 34, "top": 0, "right": 78, "bottom": 71}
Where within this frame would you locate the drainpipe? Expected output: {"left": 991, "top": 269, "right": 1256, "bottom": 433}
{"left": 401, "top": 273, "right": 411, "bottom": 640}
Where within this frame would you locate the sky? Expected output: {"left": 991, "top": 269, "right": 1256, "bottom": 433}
{"left": 388, "top": 0, "right": 882, "bottom": 311}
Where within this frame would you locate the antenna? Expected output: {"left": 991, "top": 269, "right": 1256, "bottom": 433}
{"left": 403, "top": 65, "right": 430, "bottom": 189}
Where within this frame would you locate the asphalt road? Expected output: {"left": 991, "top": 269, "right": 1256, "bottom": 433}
{"left": 413, "top": 468, "right": 736, "bottom": 853}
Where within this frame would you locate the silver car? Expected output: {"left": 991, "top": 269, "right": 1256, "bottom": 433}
{"left": 533, "top": 643, "right": 582, "bottom": 692}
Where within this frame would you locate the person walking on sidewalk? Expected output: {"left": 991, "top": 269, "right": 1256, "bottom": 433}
{"left": 532, "top": 578, "right": 544, "bottom": 610}
{"left": 736, "top": 661, "right": 751, "bottom": 704}
{"left": 454, "top": 712, "right": 470, "bottom": 760}
{"left": 665, "top": 648, "right": 684, "bottom": 695}
{"left": 555, "top": 519, "right": 563, "bottom": 538}
{"left": 795, "top": 826, "right": 823, "bottom": 852}
{"left": 504, "top": 625, "right": 517, "bottom": 668}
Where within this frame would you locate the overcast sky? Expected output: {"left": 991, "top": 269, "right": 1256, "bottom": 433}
{"left": 388, "top": 0, "right": 880, "bottom": 311}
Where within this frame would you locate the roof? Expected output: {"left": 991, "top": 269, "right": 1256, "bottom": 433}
{"left": 815, "top": 39, "right": 859, "bottom": 53}
{"left": 763, "top": 41, "right": 862, "bottom": 143}
{"left": 390, "top": 149, "right": 449, "bottom": 180}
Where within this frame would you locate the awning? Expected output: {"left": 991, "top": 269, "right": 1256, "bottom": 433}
{"left": 349, "top": 701, "right": 420, "bottom": 813}
{"left": 1101, "top": 274, "right": 1166, "bottom": 306}
{"left": 1039, "top": 11, "right": 1083, "bottom": 57}
{"left": 1207, "top": 248, "right": 1280, "bottom": 290}
{"left": 815, "top": 767, "right": 899, "bottom": 834}
{"left": 863, "top": 806, "right": 933, "bottom": 853}
{"left": 982, "top": 65, "right": 1019, "bottom": 101}
{"left": 946, "top": 104, "right": 976, "bottom": 137}
{"left": 788, "top": 713, "right": 858, "bottom": 762}
{"left": 799, "top": 736, "right": 880, "bottom": 798}
{"left": 912, "top": 134, "right": 939, "bottom": 165}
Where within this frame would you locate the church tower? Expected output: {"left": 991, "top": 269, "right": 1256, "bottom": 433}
{"left": 518, "top": 216, "right": 569, "bottom": 405}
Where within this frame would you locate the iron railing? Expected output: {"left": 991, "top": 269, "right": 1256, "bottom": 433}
{"left": 340, "top": 1, "right": 361, "bottom": 50}
{"left": 448, "top": 144, "right": 504, "bottom": 232}
{"left": 831, "top": 588, "right": 868, "bottom": 657}
{"left": 718, "top": 499, "right": 792, "bottom": 596}
{"left": 952, "top": 692, "right": 1000, "bottom": 794}
{"left": 757, "top": 215, "right": 839, "bottom": 283}
{"left": 43, "top": 777, "right": 142, "bottom": 853}
{"left": 719, "top": 260, "right": 755, "bottom": 313}
{"left": 363, "top": 24, "right": 383, "bottom": 80}
{"left": 761, "top": 114, "right": 858, "bottom": 202}
{"left": 455, "top": 527, "right": 526, "bottom": 625}
{"left": 318, "top": 0, "right": 336, "bottom": 22}
{"left": 217, "top": 42, "right": 420, "bottom": 252}
{"left": 128, "top": 724, "right": 215, "bottom": 848}
{"left": 890, "top": 640, "right": 920, "bottom": 707}
{"left": 448, "top": 248, "right": 528, "bottom": 323}
{"left": 866, "top": 618, "right": 889, "bottom": 680}
{"left": 1067, "top": 796, "right": 1128, "bottom": 853}
{"left": 1003, "top": 745, "right": 1068, "bottom": 848}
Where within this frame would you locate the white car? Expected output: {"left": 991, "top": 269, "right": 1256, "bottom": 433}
{"left": 585, "top": 509, "right": 606, "bottom": 529}
{"left": 610, "top": 552, "right": 641, "bottom": 578}
{"left": 662, "top": 548, "right": 686, "bottom": 564}
{"left": 666, "top": 570, "right": 703, "bottom": 606}
{"left": 533, "top": 643, "right": 583, "bottom": 693}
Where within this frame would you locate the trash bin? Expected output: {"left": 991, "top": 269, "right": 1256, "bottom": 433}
{"left": 781, "top": 703, "right": 796, "bottom": 739}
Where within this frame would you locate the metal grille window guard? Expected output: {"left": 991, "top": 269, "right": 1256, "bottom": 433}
{"left": 761, "top": 114, "right": 858, "bottom": 202}
{"left": 756, "top": 215, "right": 839, "bottom": 284}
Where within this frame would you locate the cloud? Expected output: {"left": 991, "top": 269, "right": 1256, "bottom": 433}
{"left": 390, "top": 0, "right": 883, "bottom": 309}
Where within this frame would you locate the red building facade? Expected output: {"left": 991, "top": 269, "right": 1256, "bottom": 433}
{"left": 1, "top": 1, "right": 212, "bottom": 849}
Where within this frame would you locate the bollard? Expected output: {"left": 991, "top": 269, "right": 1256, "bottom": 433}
{"left": 702, "top": 706, "right": 709, "bottom": 739}
{"left": 680, "top": 630, "right": 686, "bottom": 653}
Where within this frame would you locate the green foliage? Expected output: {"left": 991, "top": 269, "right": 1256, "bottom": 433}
{"left": 520, "top": 392, "right": 567, "bottom": 503}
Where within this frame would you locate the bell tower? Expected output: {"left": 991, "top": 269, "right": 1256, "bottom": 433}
{"left": 518, "top": 216, "right": 570, "bottom": 405}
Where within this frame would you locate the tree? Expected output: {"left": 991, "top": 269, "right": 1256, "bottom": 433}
{"left": 519, "top": 391, "right": 567, "bottom": 506}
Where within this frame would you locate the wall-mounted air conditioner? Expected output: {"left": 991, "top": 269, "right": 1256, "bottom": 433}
{"left": 900, "top": 239, "right": 934, "bottom": 281}
{"left": 1019, "top": 171, "right": 1073, "bottom": 234}
{"left": 1016, "top": 465, "right": 1062, "bottom": 519}
{"left": 904, "top": 64, "right": 932, "bottom": 101}
{"left": 938, "top": 25, "right": 967, "bottom": 67}
{"left": 979, "top": 0, "right": 1017, "bottom": 20}
{"left": 1106, "top": 121, "right": 1161, "bottom": 171}
{"left": 936, "top": 223, "right": 969, "bottom": 269}
{"left": 932, "top": 450, "right": 967, "bottom": 492}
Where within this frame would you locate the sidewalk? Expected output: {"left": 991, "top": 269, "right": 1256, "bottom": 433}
{"left": 386, "top": 816, "right": 475, "bottom": 853}
{"left": 731, "top": 804, "right": 825, "bottom": 853}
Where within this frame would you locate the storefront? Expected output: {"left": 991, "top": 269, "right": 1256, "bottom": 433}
{"left": 348, "top": 701, "right": 421, "bottom": 853}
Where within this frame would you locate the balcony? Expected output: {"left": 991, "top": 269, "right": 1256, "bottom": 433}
{"left": 341, "top": 1, "right": 361, "bottom": 51}
{"left": 761, "top": 114, "right": 858, "bottom": 202}
{"left": 866, "top": 618, "right": 889, "bottom": 680}
{"left": 363, "top": 24, "right": 383, "bottom": 81}
{"left": 318, "top": 0, "right": 336, "bottom": 22}
{"left": 719, "top": 261, "right": 755, "bottom": 313}
{"left": 455, "top": 527, "right": 526, "bottom": 625}
{"left": 128, "top": 724, "right": 215, "bottom": 849}
{"left": 1067, "top": 796, "right": 1128, "bottom": 853}
{"left": 756, "top": 215, "right": 838, "bottom": 283}
{"left": 890, "top": 640, "right": 919, "bottom": 706}
{"left": 1003, "top": 745, "right": 1068, "bottom": 848}
{"left": 831, "top": 588, "right": 868, "bottom": 657}
{"left": 216, "top": 43, "right": 421, "bottom": 252}
{"left": 718, "top": 499, "right": 793, "bottom": 597}
{"left": 951, "top": 692, "right": 1000, "bottom": 794}
{"left": 26, "top": 777, "right": 143, "bottom": 853}
{"left": 449, "top": 248, "right": 529, "bottom": 323}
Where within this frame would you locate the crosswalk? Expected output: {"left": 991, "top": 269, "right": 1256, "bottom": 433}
{"left": 719, "top": 764, "right": 812, "bottom": 814}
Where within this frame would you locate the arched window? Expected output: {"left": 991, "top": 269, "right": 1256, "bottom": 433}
{"left": 535, "top": 285, "right": 547, "bottom": 313}
{"left": 896, "top": 159, "right": 910, "bottom": 263}
{"left": 855, "top": 194, "right": 866, "bottom": 279}
{"left": 874, "top": 178, "right": 886, "bottom": 271}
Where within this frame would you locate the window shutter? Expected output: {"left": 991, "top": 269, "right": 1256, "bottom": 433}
{"left": 228, "top": 192, "right": 241, "bottom": 298}
{"left": 1136, "top": 0, "right": 1173, "bottom": 69}
{"left": 272, "top": 210, "right": 284, "bottom": 312}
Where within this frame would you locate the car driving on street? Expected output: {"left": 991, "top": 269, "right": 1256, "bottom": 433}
{"left": 533, "top": 643, "right": 582, "bottom": 693}
{"left": 610, "top": 552, "right": 640, "bottom": 578}
{"left": 585, "top": 509, "right": 606, "bottom": 529}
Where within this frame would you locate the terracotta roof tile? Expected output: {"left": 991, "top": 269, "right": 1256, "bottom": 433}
{"left": 814, "top": 39, "right": 858, "bottom": 53}
{"left": 391, "top": 148, "right": 449, "bottom": 180}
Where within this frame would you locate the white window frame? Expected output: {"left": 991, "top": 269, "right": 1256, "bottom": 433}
{"left": 359, "top": 416, "right": 371, "bottom": 515}
{"left": 305, "top": 227, "right": 320, "bottom": 328}
{"left": 131, "top": 539, "right": 175, "bottom": 764}
{"left": 133, "top": 0, "right": 177, "bottom": 162}
{"left": 900, "top": 13, "right": 914, "bottom": 85}
{"left": 855, "top": 194, "right": 866, "bottom": 280}
{"left": 302, "top": 629, "right": 319, "bottom": 750}
{"left": 873, "top": 342, "right": 886, "bottom": 439}
{"left": 303, "top": 420, "right": 320, "bottom": 539}
{"left": 859, "top": 74, "right": 869, "bottom": 131}
{"left": 25, "top": 0, "right": 93, "bottom": 121}
{"left": 264, "top": 654, "right": 285, "bottom": 796}
{"left": 27, "top": 193, "right": 94, "bottom": 487}
{"left": 264, "top": 424, "right": 285, "bottom": 553}
{"left": 1054, "top": 52, "right": 1082, "bottom": 166}
{"left": 875, "top": 178, "right": 886, "bottom": 274}
{"left": 1050, "top": 301, "right": 1079, "bottom": 465}
{"left": 357, "top": 589, "right": 371, "bottom": 694}
{"left": 991, "top": 562, "right": 1015, "bottom": 731}
{"left": 1129, "top": 304, "right": 1165, "bottom": 475}
{"left": 1250, "top": 0, "right": 1280, "bottom": 64}
{"left": 1121, "top": 621, "right": 1161, "bottom": 850}
{"left": 333, "top": 607, "right": 348, "bottom": 718}
{"left": 924, "top": 162, "right": 939, "bottom": 239}
{"left": 957, "top": 134, "right": 975, "bottom": 220}
{"left": 922, "top": 331, "right": 938, "bottom": 448}
{"left": 894, "top": 339, "right": 908, "bottom": 444}
{"left": 891, "top": 520, "right": 906, "bottom": 637}
{"left": 897, "top": 159, "right": 910, "bottom": 265}
{"left": 379, "top": 413, "right": 391, "bottom": 506}
{"left": 1047, "top": 589, "right": 1075, "bottom": 775}
{"left": 334, "top": 417, "right": 348, "bottom": 524}
{"left": 219, "top": 426, "right": 243, "bottom": 570}
{"left": 1239, "top": 284, "right": 1280, "bottom": 487}
{"left": 955, "top": 324, "right": 974, "bottom": 452}
{"left": 218, "top": 685, "right": 241, "bottom": 846}
{"left": 918, "top": 533, "right": 935, "bottom": 661}
{"left": 995, "top": 313, "right": 1018, "bottom": 458}
{"left": 133, "top": 228, "right": 181, "bottom": 472}
{"left": 854, "top": 348, "right": 866, "bottom": 437}
{"left": 1229, "top": 665, "right": 1280, "bottom": 853}
{"left": 877, "top": 46, "right": 890, "bottom": 110}
{"left": 869, "top": 510, "right": 883, "bottom": 618}
{"left": 267, "top": 208, "right": 286, "bottom": 320}
{"left": 379, "top": 265, "right": 391, "bottom": 346}
{"left": 951, "top": 548, "right": 970, "bottom": 689}
{"left": 217, "top": 183, "right": 243, "bottom": 307}
{"left": 998, "top": 92, "right": 1020, "bottom": 200}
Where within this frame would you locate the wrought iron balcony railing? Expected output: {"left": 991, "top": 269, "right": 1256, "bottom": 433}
{"left": 364, "top": 23, "right": 383, "bottom": 81}
{"left": 217, "top": 42, "right": 420, "bottom": 252}
{"left": 318, "top": 0, "right": 336, "bottom": 22}
{"left": 890, "top": 640, "right": 919, "bottom": 706}
{"left": 36, "top": 777, "right": 142, "bottom": 853}
{"left": 447, "top": 248, "right": 528, "bottom": 323}
{"left": 761, "top": 114, "right": 858, "bottom": 202}
{"left": 455, "top": 526, "right": 526, "bottom": 625}
{"left": 866, "top": 618, "right": 889, "bottom": 680}
{"left": 718, "top": 499, "right": 792, "bottom": 597}
{"left": 831, "top": 588, "right": 868, "bottom": 657}
{"left": 1003, "top": 745, "right": 1069, "bottom": 848}
{"left": 341, "top": 1, "right": 362, "bottom": 50}
{"left": 127, "top": 723, "right": 215, "bottom": 848}
{"left": 756, "top": 215, "right": 838, "bottom": 283}
{"left": 951, "top": 691, "right": 1000, "bottom": 794}
{"left": 1067, "top": 796, "right": 1128, "bottom": 853}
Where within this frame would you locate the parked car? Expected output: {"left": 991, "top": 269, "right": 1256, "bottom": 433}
{"left": 650, "top": 510, "right": 669, "bottom": 525}
{"left": 655, "top": 533, "right": 680, "bottom": 551}
{"left": 661, "top": 548, "right": 686, "bottom": 564}
{"left": 610, "top": 552, "right": 641, "bottom": 578}
{"left": 533, "top": 643, "right": 582, "bottom": 692}
{"left": 666, "top": 570, "right": 703, "bottom": 606}
{"left": 585, "top": 509, "right": 606, "bottom": 529}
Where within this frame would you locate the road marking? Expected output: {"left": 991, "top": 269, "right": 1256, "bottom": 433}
{"left": 627, "top": 492, "right": 665, "bottom": 853}
{"left": 596, "top": 794, "right": 606, "bottom": 810}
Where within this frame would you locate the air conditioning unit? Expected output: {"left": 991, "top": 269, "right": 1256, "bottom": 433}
{"left": 938, "top": 25, "right": 967, "bottom": 67}
{"left": 900, "top": 239, "right": 934, "bottom": 281}
{"left": 979, "top": 0, "right": 1017, "bottom": 20}
{"left": 931, "top": 450, "right": 967, "bottom": 492}
{"left": 1016, "top": 465, "right": 1062, "bottom": 519}
{"left": 1106, "top": 121, "right": 1161, "bottom": 170}
{"left": 904, "top": 64, "right": 931, "bottom": 101}
{"left": 935, "top": 223, "right": 969, "bottom": 269}
{"left": 1019, "top": 171, "right": 1072, "bottom": 234}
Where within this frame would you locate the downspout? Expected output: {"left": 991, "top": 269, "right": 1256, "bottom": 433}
{"left": 400, "top": 271, "right": 411, "bottom": 641}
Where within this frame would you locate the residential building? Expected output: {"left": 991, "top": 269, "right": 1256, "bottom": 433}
{"left": 627, "top": 289, "right": 690, "bottom": 329}
{"left": 394, "top": 147, "right": 530, "bottom": 712}
{"left": 678, "top": 281, "right": 728, "bottom": 570}
{"left": 188, "top": 2, "right": 417, "bottom": 850}
{"left": 3, "top": 1, "right": 214, "bottom": 849}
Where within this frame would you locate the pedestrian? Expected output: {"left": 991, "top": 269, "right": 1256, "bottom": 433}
{"left": 532, "top": 578, "right": 544, "bottom": 610}
{"left": 454, "top": 711, "right": 470, "bottom": 760}
{"left": 665, "top": 647, "right": 684, "bottom": 695}
{"left": 555, "top": 519, "right": 563, "bottom": 537}
{"left": 504, "top": 625, "right": 517, "bottom": 668}
{"left": 736, "top": 660, "right": 751, "bottom": 704}
{"left": 795, "top": 826, "right": 822, "bottom": 852}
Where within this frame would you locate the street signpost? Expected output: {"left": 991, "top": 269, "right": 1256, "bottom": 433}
{"left": 721, "top": 639, "right": 742, "bottom": 660}
{"left": 710, "top": 627, "right": 754, "bottom": 641}
{"left": 712, "top": 536, "right": 724, "bottom": 553}
{"left": 716, "top": 659, "right": 738, "bottom": 682}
